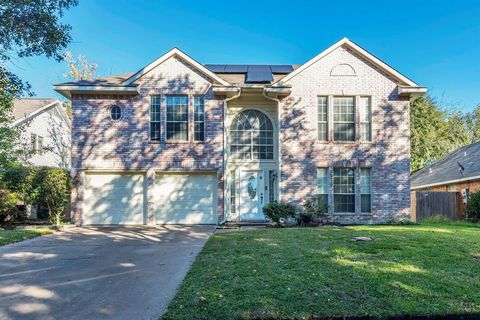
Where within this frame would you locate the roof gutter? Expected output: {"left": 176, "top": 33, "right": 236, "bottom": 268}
{"left": 411, "top": 174, "right": 480, "bottom": 190}
{"left": 53, "top": 85, "right": 139, "bottom": 99}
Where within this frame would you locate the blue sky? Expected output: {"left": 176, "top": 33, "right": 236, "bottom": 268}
{"left": 9, "top": 0, "right": 480, "bottom": 111}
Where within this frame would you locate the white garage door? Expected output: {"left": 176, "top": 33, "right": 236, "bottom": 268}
{"left": 154, "top": 173, "right": 217, "bottom": 224}
{"left": 84, "top": 173, "right": 145, "bottom": 225}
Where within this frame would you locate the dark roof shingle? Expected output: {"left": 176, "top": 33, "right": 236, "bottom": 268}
{"left": 411, "top": 142, "right": 480, "bottom": 188}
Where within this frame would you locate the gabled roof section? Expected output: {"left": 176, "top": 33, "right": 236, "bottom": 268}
{"left": 11, "top": 98, "right": 68, "bottom": 127}
{"left": 275, "top": 37, "right": 421, "bottom": 87}
{"left": 411, "top": 142, "right": 480, "bottom": 189}
{"left": 122, "top": 48, "right": 230, "bottom": 86}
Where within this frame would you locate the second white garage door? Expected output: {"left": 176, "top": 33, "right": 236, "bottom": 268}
{"left": 154, "top": 173, "right": 217, "bottom": 224}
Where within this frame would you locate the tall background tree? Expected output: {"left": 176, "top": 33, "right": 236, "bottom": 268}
{"left": 410, "top": 96, "right": 480, "bottom": 173}
{"left": 0, "top": 0, "right": 78, "bottom": 167}
{"left": 62, "top": 50, "right": 97, "bottom": 117}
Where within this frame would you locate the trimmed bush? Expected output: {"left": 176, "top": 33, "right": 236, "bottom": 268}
{"left": 296, "top": 195, "right": 328, "bottom": 226}
{"left": 263, "top": 202, "right": 297, "bottom": 225}
{"left": 466, "top": 191, "right": 480, "bottom": 222}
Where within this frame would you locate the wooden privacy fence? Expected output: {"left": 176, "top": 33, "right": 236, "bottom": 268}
{"left": 411, "top": 191, "right": 464, "bottom": 222}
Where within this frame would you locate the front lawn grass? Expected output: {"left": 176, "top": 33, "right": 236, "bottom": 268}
{"left": 163, "top": 223, "right": 480, "bottom": 319}
{"left": 0, "top": 228, "right": 53, "bottom": 246}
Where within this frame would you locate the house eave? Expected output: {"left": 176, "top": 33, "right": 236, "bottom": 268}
{"left": 398, "top": 85, "right": 427, "bottom": 97}
{"left": 53, "top": 85, "right": 139, "bottom": 99}
{"left": 411, "top": 174, "right": 480, "bottom": 190}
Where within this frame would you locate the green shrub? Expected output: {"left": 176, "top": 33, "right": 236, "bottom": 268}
{"left": 34, "top": 168, "right": 71, "bottom": 225}
{"left": 263, "top": 202, "right": 297, "bottom": 225}
{"left": 0, "top": 166, "right": 71, "bottom": 225}
{"left": 0, "top": 188, "right": 20, "bottom": 228}
{"left": 466, "top": 191, "right": 480, "bottom": 222}
{"left": 421, "top": 215, "right": 451, "bottom": 224}
{"left": 297, "top": 195, "right": 328, "bottom": 226}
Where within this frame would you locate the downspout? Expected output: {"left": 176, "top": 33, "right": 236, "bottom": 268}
{"left": 262, "top": 88, "right": 282, "bottom": 203}
{"left": 221, "top": 87, "right": 242, "bottom": 224}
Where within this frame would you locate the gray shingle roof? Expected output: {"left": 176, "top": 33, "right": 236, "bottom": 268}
{"left": 55, "top": 73, "right": 135, "bottom": 87}
{"left": 12, "top": 98, "right": 57, "bottom": 121}
{"left": 54, "top": 64, "right": 300, "bottom": 87}
{"left": 411, "top": 142, "right": 480, "bottom": 188}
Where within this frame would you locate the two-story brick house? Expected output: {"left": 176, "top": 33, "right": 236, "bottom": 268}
{"left": 54, "top": 38, "right": 426, "bottom": 225}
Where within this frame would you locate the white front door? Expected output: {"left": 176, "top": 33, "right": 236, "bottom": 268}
{"left": 239, "top": 170, "right": 265, "bottom": 221}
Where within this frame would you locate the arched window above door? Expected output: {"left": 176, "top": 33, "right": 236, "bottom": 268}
{"left": 230, "top": 110, "right": 274, "bottom": 160}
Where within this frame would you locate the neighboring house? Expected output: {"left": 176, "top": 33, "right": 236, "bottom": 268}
{"left": 411, "top": 142, "right": 480, "bottom": 194}
{"left": 54, "top": 38, "right": 426, "bottom": 226}
{"left": 12, "top": 98, "right": 71, "bottom": 169}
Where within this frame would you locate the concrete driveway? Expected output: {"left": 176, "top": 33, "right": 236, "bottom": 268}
{"left": 0, "top": 225, "right": 214, "bottom": 320}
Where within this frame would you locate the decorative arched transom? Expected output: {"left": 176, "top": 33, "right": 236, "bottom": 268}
{"left": 230, "top": 110, "right": 274, "bottom": 160}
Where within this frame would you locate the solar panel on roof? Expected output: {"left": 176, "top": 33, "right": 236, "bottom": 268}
{"left": 270, "top": 65, "right": 294, "bottom": 73}
{"left": 245, "top": 71, "right": 273, "bottom": 83}
{"left": 247, "top": 65, "right": 271, "bottom": 72}
{"left": 224, "top": 65, "right": 248, "bottom": 73}
{"left": 204, "top": 64, "right": 226, "bottom": 72}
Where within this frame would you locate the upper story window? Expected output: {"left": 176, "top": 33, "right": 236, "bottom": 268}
{"left": 110, "top": 105, "right": 122, "bottom": 121}
{"left": 166, "top": 95, "right": 188, "bottom": 141}
{"left": 150, "top": 96, "right": 161, "bottom": 141}
{"left": 317, "top": 96, "right": 328, "bottom": 141}
{"left": 359, "top": 97, "right": 372, "bottom": 141}
{"left": 31, "top": 133, "right": 43, "bottom": 155}
{"left": 230, "top": 110, "right": 273, "bottom": 160}
{"left": 333, "top": 97, "right": 355, "bottom": 141}
{"left": 194, "top": 96, "right": 205, "bottom": 141}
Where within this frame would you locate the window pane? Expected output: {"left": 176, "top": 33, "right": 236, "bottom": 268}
{"left": 150, "top": 96, "right": 161, "bottom": 141}
{"left": 230, "top": 171, "right": 236, "bottom": 213}
{"left": 361, "top": 195, "right": 371, "bottom": 213}
{"left": 360, "top": 97, "right": 371, "bottom": 141}
{"left": 166, "top": 95, "right": 188, "bottom": 141}
{"left": 333, "top": 97, "right": 355, "bottom": 141}
{"left": 317, "top": 168, "right": 328, "bottom": 194}
{"left": 318, "top": 96, "right": 328, "bottom": 141}
{"left": 194, "top": 96, "right": 205, "bottom": 141}
{"left": 333, "top": 167, "right": 355, "bottom": 213}
{"left": 360, "top": 168, "right": 371, "bottom": 194}
{"left": 269, "top": 170, "right": 276, "bottom": 203}
{"left": 230, "top": 110, "right": 273, "bottom": 160}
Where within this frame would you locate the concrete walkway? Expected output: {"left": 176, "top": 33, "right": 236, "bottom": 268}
{"left": 0, "top": 226, "right": 214, "bottom": 320}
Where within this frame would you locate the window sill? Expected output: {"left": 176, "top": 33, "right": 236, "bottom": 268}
{"left": 148, "top": 140, "right": 206, "bottom": 145}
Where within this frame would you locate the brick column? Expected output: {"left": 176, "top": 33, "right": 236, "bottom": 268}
{"left": 71, "top": 170, "right": 85, "bottom": 226}
{"left": 146, "top": 168, "right": 156, "bottom": 225}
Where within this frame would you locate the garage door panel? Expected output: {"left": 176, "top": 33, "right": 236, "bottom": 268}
{"left": 84, "top": 174, "right": 145, "bottom": 225}
{"left": 155, "top": 174, "right": 217, "bottom": 224}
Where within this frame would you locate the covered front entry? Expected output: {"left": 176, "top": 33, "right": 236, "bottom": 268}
{"left": 239, "top": 170, "right": 265, "bottom": 220}
{"left": 227, "top": 102, "right": 279, "bottom": 222}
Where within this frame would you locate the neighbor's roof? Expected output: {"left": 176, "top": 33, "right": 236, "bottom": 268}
{"left": 12, "top": 98, "right": 58, "bottom": 121}
{"left": 411, "top": 142, "right": 480, "bottom": 189}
